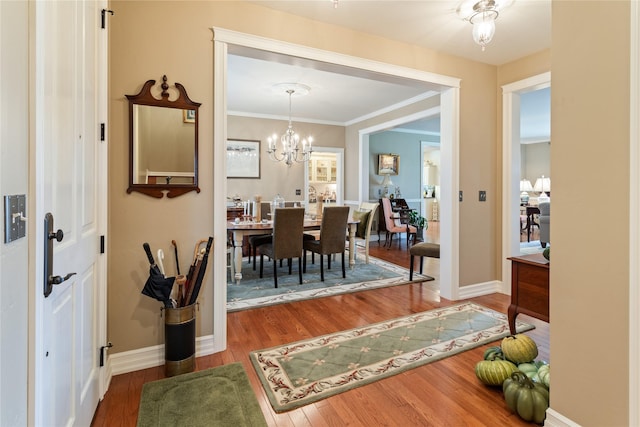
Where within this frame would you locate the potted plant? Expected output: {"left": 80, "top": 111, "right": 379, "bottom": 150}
{"left": 408, "top": 210, "right": 427, "bottom": 242}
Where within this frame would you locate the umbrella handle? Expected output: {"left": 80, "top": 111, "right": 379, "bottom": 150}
{"left": 193, "top": 239, "right": 208, "bottom": 262}
{"left": 143, "top": 243, "right": 155, "bottom": 266}
{"left": 157, "top": 249, "right": 165, "bottom": 275}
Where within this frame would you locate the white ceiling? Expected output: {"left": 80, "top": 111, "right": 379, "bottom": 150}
{"left": 228, "top": 0, "right": 551, "bottom": 136}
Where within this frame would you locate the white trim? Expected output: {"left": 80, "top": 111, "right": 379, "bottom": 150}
{"left": 108, "top": 335, "right": 215, "bottom": 376}
{"left": 457, "top": 280, "right": 502, "bottom": 299}
{"left": 629, "top": 1, "right": 640, "bottom": 425}
{"left": 213, "top": 29, "right": 462, "bottom": 344}
{"left": 501, "top": 72, "right": 551, "bottom": 295}
{"left": 544, "top": 408, "right": 581, "bottom": 427}
{"left": 213, "top": 28, "right": 461, "bottom": 90}
{"left": 212, "top": 35, "right": 228, "bottom": 354}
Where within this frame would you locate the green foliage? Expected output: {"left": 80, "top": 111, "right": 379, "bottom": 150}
{"left": 408, "top": 210, "right": 427, "bottom": 229}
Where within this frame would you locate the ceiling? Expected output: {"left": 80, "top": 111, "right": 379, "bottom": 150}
{"left": 228, "top": 0, "right": 551, "bottom": 137}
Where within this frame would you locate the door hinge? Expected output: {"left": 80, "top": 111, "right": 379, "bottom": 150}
{"left": 101, "top": 9, "right": 114, "bottom": 30}
{"left": 100, "top": 235, "right": 105, "bottom": 254}
{"left": 100, "top": 123, "right": 105, "bottom": 142}
{"left": 99, "top": 342, "right": 113, "bottom": 367}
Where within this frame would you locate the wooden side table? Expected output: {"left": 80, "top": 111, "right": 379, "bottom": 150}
{"left": 507, "top": 253, "right": 550, "bottom": 334}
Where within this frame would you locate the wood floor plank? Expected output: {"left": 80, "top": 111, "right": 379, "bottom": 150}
{"left": 91, "top": 233, "right": 550, "bottom": 427}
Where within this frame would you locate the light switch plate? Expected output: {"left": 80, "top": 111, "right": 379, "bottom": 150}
{"left": 4, "top": 194, "right": 26, "bottom": 243}
{"left": 479, "top": 191, "right": 487, "bottom": 202}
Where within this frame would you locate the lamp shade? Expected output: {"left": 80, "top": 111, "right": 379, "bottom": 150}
{"left": 471, "top": 12, "right": 497, "bottom": 47}
{"left": 519, "top": 179, "right": 534, "bottom": 192}
{"left": 533, "top": 177, "right": 551, "bottom": 193}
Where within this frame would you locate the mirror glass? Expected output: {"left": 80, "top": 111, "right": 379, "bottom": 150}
{"left": 127, "top": 76, "right": 201, "bottom": 198}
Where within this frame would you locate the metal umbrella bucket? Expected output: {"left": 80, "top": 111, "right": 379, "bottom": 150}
{"left": 163, "top": 303, "right": 196, "bottom": 377}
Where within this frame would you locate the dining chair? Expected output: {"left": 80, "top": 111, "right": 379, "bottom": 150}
{"left": 351, "top": 201, "right": 379, "bottom": 264}
{"left": 303, "top": 206, "right": 350, "bottom": 281}
{"left": 381, "top": 197, "right": 416, "bottom": 249}
{"left": 259, "top": 207, "right": 305, "bottom": 288}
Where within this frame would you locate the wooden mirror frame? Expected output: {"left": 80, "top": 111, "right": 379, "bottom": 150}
{"left": 126, "top": 75, "right": 201, "bottom": 198}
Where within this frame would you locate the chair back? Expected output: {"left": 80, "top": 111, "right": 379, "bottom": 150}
{"left": 358, "top": 202, "right": 379, "bottom": 240}
{"left": 318, "top": 206, "right": 350, "bottom": 253}
{"left": 272, "top": 207, "right": 305, "bottom": 259}
{"left": 381, "top": 198, "right": 398, "bottom": 230}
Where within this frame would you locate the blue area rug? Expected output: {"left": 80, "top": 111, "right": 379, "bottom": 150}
{"left": 227, "top": 252, "right": 435, "bottom": 312}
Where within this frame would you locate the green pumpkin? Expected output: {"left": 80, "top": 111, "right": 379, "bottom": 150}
{"left": 503, "top": 371, "right": 550, "bottom": 424}
{"left": 501, "top": 334, "right": 539, "bottom": 364}
{"left": 483, "top": 346, "right": 505, "bottom": 361}
{"left": 537, "top": 364, "right": 550, "bottom": 388}
{"left": 474, "top": 359, "right": 518, "bottom": 386}
{"left": 543, "top": 247, "right": 550, "bottom": 260}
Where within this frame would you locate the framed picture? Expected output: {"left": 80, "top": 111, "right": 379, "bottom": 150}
{"left": 378, "top": 154, "right": 399, "bottom": 175}
{"left": 183, "top": 109, "right": 195, "bottom": 123}
{"left": 226, "top": 139, "right": 261, "bottom": 178}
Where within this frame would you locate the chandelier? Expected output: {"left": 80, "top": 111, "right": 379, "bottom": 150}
{"left": 457, "top": 0, "right": 513, "bottom": 51}
{"left": 267, "top": 85, "right": 313, "bottom": 167}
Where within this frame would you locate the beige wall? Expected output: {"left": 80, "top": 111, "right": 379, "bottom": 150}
{"left": 551, "top": 1, "right": 630, "bottom": 424}
{"left": 107, "top": 0, "right": 636, "bottom": 422}
{"left": 227, "top": 115, "right": 344, "bottom": 202}
{"left": 109, "top": 0, "right": 510, "bottom": 352}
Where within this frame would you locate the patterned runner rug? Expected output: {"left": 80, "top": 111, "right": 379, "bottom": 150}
{"left": 250, "top": 302, "right": 533, "bottom": 412}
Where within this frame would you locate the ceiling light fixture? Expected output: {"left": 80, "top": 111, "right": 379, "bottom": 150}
{"left": 457, "top": 0, "right": 513, "bottom": 51}
{"left": 267, "top": 84, "right": 313, "bottom": 167}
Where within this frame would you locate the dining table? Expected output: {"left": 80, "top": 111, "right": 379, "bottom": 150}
{"left": 227, "top": 217, "right": 360, "bottom": 283}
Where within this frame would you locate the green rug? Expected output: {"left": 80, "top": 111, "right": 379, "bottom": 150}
{"left": 250, "top": 302, "right": 534, "bottom": 412}
{"left": 228, "top": 252, "right": 434, "bottom": 311}
{"left": 137, "top": 362, "right": 267, "bottom": 427}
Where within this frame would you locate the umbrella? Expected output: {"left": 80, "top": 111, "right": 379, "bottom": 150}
{"left": 187, "top": 237, "right": 213, "bottom": 306}
{"left": 141, "top": 242, "right": 175, "bottom": 307}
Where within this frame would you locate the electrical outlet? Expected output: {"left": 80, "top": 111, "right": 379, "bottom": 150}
{"left": 459, "top": 191, "right": 463, "bottom": 202}
{"left": 479, "top": 191, "right": 487, "bottom": 202}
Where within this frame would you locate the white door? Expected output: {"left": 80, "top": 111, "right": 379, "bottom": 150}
{"left": 34, "top": 0, "right": 106, "bottom": 425}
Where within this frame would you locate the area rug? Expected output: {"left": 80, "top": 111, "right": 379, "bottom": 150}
{"left": 227, "top": 251, "right": 435, "bottom": 312}
{"left": 137, "top": 362, "right": 267, "bottom": 427}
{"left": 250, "top": 302, "right": 534, "bottom": 412}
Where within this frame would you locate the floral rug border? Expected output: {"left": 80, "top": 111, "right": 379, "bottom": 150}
{"left": 250, "top": 302, "right": 534, "bottom": 412}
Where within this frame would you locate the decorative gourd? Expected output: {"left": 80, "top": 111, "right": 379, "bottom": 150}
{"left": 543, "top": 247, "right": 550, "bottom": 260}
{"left": 503, "top": 371, "right": 550, "bottom": 424}
{"left": 517, "top": 361, "right": 549, "bottom": 386}
{"left": 501, "top": 334, "right": 539, "bottom": 364}
{"left": 483, "top": 346, "right": 505, "bottom": 361}
{"left": 474, "top": 359, "right": 518, "bottom": 386}
{"left": 537, "top": 364, "right": 550, "bottom": 388}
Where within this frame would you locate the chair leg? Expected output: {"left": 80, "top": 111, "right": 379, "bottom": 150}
{"left": 259, "top": 254, "right": 264, "bottom": 278}
{"left": 273, "top": 259, "right": 278, "bottom": 288}
{"left": 341, "top": 251, "right": 345, "bottom": 278}
{"left": 320, "top": 254, "right": 325, "bottom": 282}
{"left": 252, "top": 246, "right": 257, "bottom": 270}
{"left": 409, "top": 255, "right": 415, "bottom": 280}
{"left": 303, "top": 250, "right": 307, "bottom": 273}
{"left": 288, "top": 258, "right": 292, "bottom": 275}
{"left": 419, "top": 256, "right": 424, "bottom": 275}
{"left": 298, "top": 257, "right": 302, "bottom": 284}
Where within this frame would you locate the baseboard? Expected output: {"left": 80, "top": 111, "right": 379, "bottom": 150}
{"left": 108, "top": 334, "right": 215, "bottom": 376}
{"left": 457, "top": 280, "right": 502, "bottom": 299}
{"left": 544, "top": 408, "right": 581, "bottom": 427}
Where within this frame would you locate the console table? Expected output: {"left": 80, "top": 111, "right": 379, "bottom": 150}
{"left": 507, "top": 253, "right": 549, "bottom": 334}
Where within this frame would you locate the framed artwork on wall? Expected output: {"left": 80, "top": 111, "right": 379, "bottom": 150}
{"left": 227, "top": 139, "right": 261, "bottom": 178}
{"left": 378, "top": 153, "right": 399, "bottom": 175}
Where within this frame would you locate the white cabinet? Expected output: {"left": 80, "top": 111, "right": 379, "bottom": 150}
{"left": 308, "top": 158, "right": 337, "bottom": 183}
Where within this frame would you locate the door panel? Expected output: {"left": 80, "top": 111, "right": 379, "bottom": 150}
{"left": 35, "top": 0, "right": 103, "bottom": 425}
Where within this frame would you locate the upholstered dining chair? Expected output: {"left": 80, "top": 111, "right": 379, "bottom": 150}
{"left": 303, "top": 206, "right": 350, "bottom": 281}
{"left": 351, "top": 202, "right": 379, "bottom": 264}
{"left": 381, "top": 197, "right": 416, "bottom": 249}
{"left": 259, "top": 207, "right": 305, "bottom": 288}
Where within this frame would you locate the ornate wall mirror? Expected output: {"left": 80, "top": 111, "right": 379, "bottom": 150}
{"left": 126, "top": 75, "right": 201, "bottom": 198}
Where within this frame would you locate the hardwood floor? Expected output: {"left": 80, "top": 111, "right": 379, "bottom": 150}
{"left": 92, "top": 221, "right": 549, "bottom": 426}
